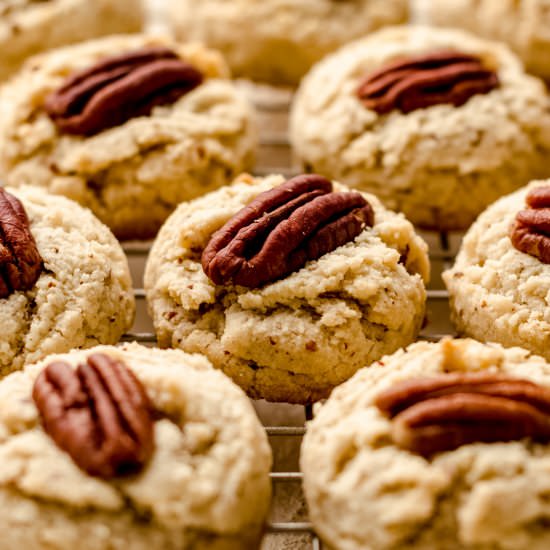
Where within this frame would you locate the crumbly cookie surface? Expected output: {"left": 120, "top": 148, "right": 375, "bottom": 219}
{"left": 0, "top": 0, "right": 143, "bottom": 82}
{"left": 443, "top": 180, "right": 550, "bottom": 360}
{"left": 0, "top": 343, "right": 272, "bottom": 549}
{"left": 0, "top": 34, "right": 258, "bottom": 240}
{"left": 290, "top": 25, "right": 550, "bottom": 230}
{"left": 0, "top": 186, "right": 134, "bottom": 375}
{"left": 169, "top": 0, "right": 408, "bottom": 86}
{"left": 144, "top": 173, "right": 429, "bottom": 404}
{"left": 302, "top": 338, "right": 550, "bottom": 550}
{"left": 422, "top": 0, "right": 550, "bottom": 81}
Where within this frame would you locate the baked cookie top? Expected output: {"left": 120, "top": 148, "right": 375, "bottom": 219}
{"left": 0, "top": 185, "right": 134, "bottom": 375}
{"left": 0, "top": 342, "right": 271, "bottom": 548}
{"left": 302, "top": 338, "right": 550, "bottom": 550}
{"left": 443, "top": 180, "right": 550, "bottom": 359}
{"left": 0, "top": 34, "right": 257, "bottom": 240}
{"left": 290, "top": 25, "right": 550, "bottom": 229}
{"left": 144, "top": 173, "right": 429, "bottom": 403}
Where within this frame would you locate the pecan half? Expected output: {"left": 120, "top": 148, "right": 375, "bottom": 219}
{"left": 0, "top": 188, "right": 42, "bottom": 299}
{"left": 33, "top": 353, "right": 154, "bottom": 478}
{"left": 201, "top": 174, "right": 375, "bottom": 288}
{"left": 375, "top": 373, "right": 550, "bottom": 457}
{"left": 510, "top": 186, "right": 550, "bottom": 263}
{"left": 44, "top": 46, "right": 204, "bottom": 136}
{"left": 357, "top": 50, "right": 499, "bottom": 115}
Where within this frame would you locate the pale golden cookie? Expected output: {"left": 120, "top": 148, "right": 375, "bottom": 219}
{"left": 0, "top": 343, "right": 271, "bottom": 549}
{"left": 0, "top": 34, "right": 258, "bottom": 240}
{"left": 291, "top": 25, "right": 550, "bottom": 230}
{"left": 144, "top": 173, "right": 429, "bottom": 404}
{"left": 302, "top": 338, "right": 550, "bottom": 550}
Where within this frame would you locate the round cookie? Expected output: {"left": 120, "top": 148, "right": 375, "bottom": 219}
{"left": 302, "top": 337, "right": 550, "bottom": 550}
{"left": 0, "top": 0, "right": 144, "bottom": 82}
{"left": 421, "top": 0, "right": 550, "bottom": 82}
{"left": 290, "top": 25, "right": 550, "bottom": 230}
{"left": 169, "top": 0, "right": 408, "bottom": 86}
{"left": 0, "top": 34, "right": 258, "bottom": 240}
{"left": 144, "top": 173, "right": 430, "bottom": 404}
{"left": 0, "top": 342, "right": 272, "bottom": 549}
{"left": 443, "top": 180, "right": 550, "bottom": 359}
{"left": 0, "top": 185, "right": 134, "bottom": 375}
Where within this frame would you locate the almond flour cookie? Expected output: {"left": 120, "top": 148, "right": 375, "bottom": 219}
{"left": 0, "top": 185, "right": 134, "bottom": 376}
{"left": 0, "top": 0, "right": 144, "bottom": 82}
{"left": 169, "top": 0, "right": 408, "bottom": 86}
{"left": 290, "top": 25, "right": 550, "bottom": 230}
{"left": 421, "top": 0, "right": 550, "bottom": 82}
{"left": 302, "top": 338, "right": 550, "bottom": 550}
{"left": 144, "top": 173, "right": 429, "bottom": 404}
{"left": 0, "top": 34, "right": 257, "bottom": 240}
{"left": 444, "top": 180, "right": 550, "bottom": 360}
{"left": 0, "top": 342, "right": 272, "bottom": 549}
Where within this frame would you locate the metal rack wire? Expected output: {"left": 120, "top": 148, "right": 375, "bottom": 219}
{"left": 121, "top": 91, "right": 457, "bottom": 549}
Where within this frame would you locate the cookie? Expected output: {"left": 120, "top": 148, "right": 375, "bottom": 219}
{"left": 0, "top": 342, "right": 272, "bottom": 549}
{"left": 443, "top": 180, "right": 550, "bottom": 359}
{"left": 0, "top": 185, "right": 134, "bottom": 376}
{"left": 0, "top": 34, "right": 258, "bottom": 240}
{"left": 290, "top": 25, "right": 550, "bottom": 230}
{"left": 144, "top": 173, "right": 429, "bottom": 404}
{"left": 422, "top": 0, "right": 550, "bottom": 82}
{"left": 302, "top": 337, "right": 550, "bottom": 550}
{"left": 169, "top": 0, "right": 408, "bottom": 86}
{"left": 0, "top": 0, "right": 143, "bottom": 82}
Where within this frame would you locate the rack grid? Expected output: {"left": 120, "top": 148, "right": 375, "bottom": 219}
{"left": 121, "top": 90, "right": 458, "bottom": 549}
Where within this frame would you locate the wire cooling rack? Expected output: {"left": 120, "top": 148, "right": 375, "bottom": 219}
{"left": 121, "top": 87, "right": 460, "bottom": 549}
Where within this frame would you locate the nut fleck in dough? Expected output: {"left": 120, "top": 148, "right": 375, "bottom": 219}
{"left": 0, "top": 34, "right": 258, "bottom": 240}
{"left": 290, "top": 25, "right": 550, "bottom": 230}
{"left": 444, "top": 180, "right": 550, "bottom": 360}
{"left": 423, "top": 0, "right": 550, "bottom": 82}
{"left": 0, "top": 0, "right": 144, "bottom": 82}
{"left": 0, "top": 343, "right": 272, "bottom": 549}
{"left": 302, "top": 338, "right": 550, "bottom": 550}
{"left": 144, "top": 173, "right": 429, "bottom": 404}
{"left": 169, "top": 0, "right": 408, "bottom": 86}
{"left": 0, "top": 186, "right": 134, "bottom": 376}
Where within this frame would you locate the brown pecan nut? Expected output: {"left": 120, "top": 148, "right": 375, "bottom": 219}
{"left": 33, "top": 353, "right": 155, "bottom": 478}
{"left": 201, "top": 174, "right": 375, "bottom": 288}
{"left": 357, "top": 50, "right": 499, "bottom": 115}
{"left": 510, "top": 186, "right": 550, "bottom": 263}
{"left": 44, "top": 46, "right": 204, "bottom": 136}
{"left": 375, "top": 372, "right": 550, "bottom": 457}
{"left": 0, "top": 188, "right": 43, "bottom": 299}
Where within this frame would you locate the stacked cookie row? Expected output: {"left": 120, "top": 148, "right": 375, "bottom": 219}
{"left": 1, "top": 1, "right": 550, "bottom": 549}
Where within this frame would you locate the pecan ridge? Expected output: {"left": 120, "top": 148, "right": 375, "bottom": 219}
{"left": 357, "top": 50, "right": 499, "bottom": 115}
{"left": 201, "top": 174, "right": 375, "bottom": 288}
{"left": 0, "top": 188, "right": 43, "bottom": 299}
{"left": 33, "top": 353, "right": 155, "bottom": 478}
{"left": 45, "top": 46, "right": 204, "bottom": 136}
{"left": 375, "top": 372, "right": 550, "bottom": 457}
{"left": 510, "top": 186, "right": 550, "bottom": 263}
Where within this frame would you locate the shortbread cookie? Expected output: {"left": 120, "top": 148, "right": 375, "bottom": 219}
{"left": 169, "top": 0, "right": 408, "bottom": 86}
{"left": 0, "top": 0, "right": 144, "bottom": 82}
{"left": 0, "top": 342, "right": 272, "bottom": 549}
{"left": 422, "top": 0, "right": 550, "bottom": 82}
{"left": 302, "top": 338, "right": 550, "bottom": 550}
{"left": 290, "top": 25, "right": 550, "bottom": 230}
{"left": 0, "top": 185, "right": 134, "bottom": 376}
{"left": 144, "top": 173, "right": 429, "bottom": 404}
{"left": 444, "top": 180, "right": 550, "bottom": 359}
{"left": 0, "top": 34, "right": 257, "bottom": 240}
